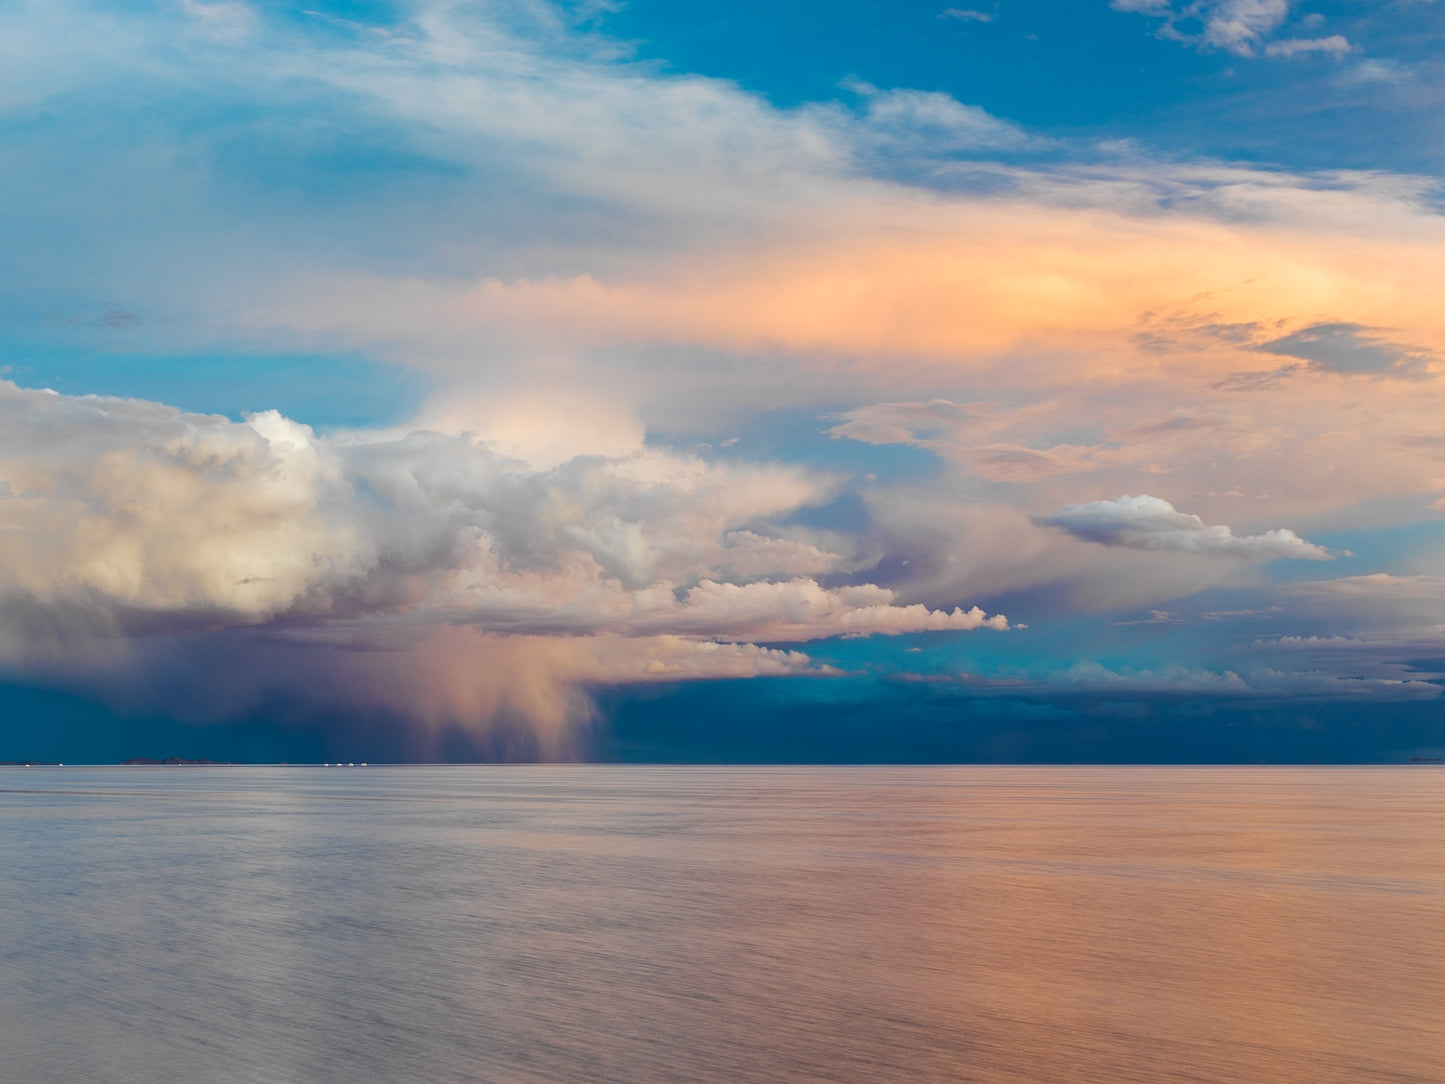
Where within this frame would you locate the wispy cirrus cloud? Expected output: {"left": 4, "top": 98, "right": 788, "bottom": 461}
{"left": 939, "top": 8, "right": 996, "bottom": 22}
{"left": 843, "top": 78, "right": 1029, "bottom": 151}
{"left": 1112, "top": 0, "right": 1352, "bottom": 59}
{"left": 1265, "top": 35, "right": 1352, "bottom": 59}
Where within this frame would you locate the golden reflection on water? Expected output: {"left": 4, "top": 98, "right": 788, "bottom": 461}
{"left": 1, "top": 766, "right": 1442, "bottom": 1082}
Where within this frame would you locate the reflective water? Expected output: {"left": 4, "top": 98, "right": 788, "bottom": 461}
{"left": 2, "top": 766, "right": 1442, "bottom": 1083}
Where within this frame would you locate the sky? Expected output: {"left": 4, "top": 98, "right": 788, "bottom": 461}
{"left": 2, "top": 0, "right": 1444, "bottom": 763}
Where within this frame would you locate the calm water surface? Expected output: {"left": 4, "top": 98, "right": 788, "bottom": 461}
{"left": 2, "top": 766, "right": 1442, "bottom": 1083}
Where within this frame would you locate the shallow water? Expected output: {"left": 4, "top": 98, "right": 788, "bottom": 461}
{"left": 2, "top": 766, "right": 1442, "bottom": 1083}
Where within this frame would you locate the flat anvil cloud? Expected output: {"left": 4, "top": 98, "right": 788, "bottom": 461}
{"left": 271, "top": 180, "right": 1445, "bottom": 390}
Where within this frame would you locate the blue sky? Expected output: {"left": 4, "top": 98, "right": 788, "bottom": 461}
{"left": 1, "top": 0, "right": 1444, "bottom": 762}
{"left": 606, "top": 0, "right": 1445, "bottom": 172}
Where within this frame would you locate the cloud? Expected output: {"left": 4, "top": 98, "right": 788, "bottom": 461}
{"left": 843, "top": 79, "right": 1027, "bottom": 151}
{"left": 939, "top": 9, "right": 995, "bottom": 22}
{"left": 1282, "top": 574, "right": 1445, "bottom": 627}
{"left": 826, "top": 399, "right": 981, "bottom": 447}
{"left": 635, "top": 579, "right": 1009, "bottom": 640}
{"left": 3, "top": 0, "right": 1445, "bottom": 749}
{"left": 177, "top": 0, "right": 256, "bottom": 41}
{"left": 1038, "top": 495, "right": 1333, "bottom": 560}
{"left": 1200, "top": 0, "right": 1291, "bottom": 54}
{"left": 1113, "top": 0, "right": 1321, "bottom": 58}
{"left": 1043, "top": 661, "right": 1251, "bottom": 693}
{"left": 835, "top": 399, "right": 1213, "bottom": 484}
{"left": 0, "top": 381, "right": 1009, "bottom": 728}
{"left": 1258, "top": 322, "right": 1434, "bottom": 376}
{"left": 1067, "top": 662, "right": 1440, "bottom": 701}
{"left": 1339, "top": 59, "right": 1410, "bottom": 86}
{"left": 827, "top": 377, "right": 1445, "bottom": 538}
{"left": 257, "top": 167, "right": 1445, "bottom": 441}
{"left": 895, "top": 659, "right": 1440, "bottom": 702}
{"left": 1264, "top": 35, "right": 1352, "bottom": 59}
{"left": 10, "top": 4, "right": 1445, "bottom": 427}
{"left": 828, "top": 400, "right": 1143, "bottom": 482}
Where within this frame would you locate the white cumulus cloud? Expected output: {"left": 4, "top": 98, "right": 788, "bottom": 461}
{"left": 1038, "top": 494, "right": 1333, "bottom": 560}
{"left": 0, "top": 381, "right": 1009, "bottom": 686}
